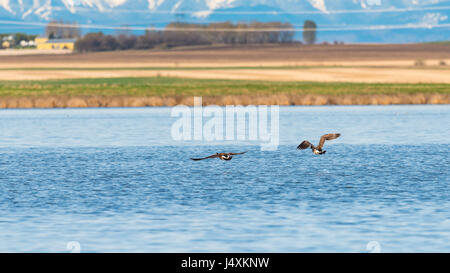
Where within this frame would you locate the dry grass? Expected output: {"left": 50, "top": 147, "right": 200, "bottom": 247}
{"left": 0, "top": 67, "right": 449, "bottom": 83}
{"left": 0, "top": 49, "right": 72, "bottom": 56}
{"left": 1, "top": 93, "right": 448, "bottom": 109}
{"left": 1, "top": 44, "right": 449, "bottom": 83}
{"left": 1, "top": 44, "right": 450, "bottom": 69}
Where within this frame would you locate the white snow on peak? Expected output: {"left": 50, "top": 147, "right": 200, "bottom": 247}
{"left": 33, "top": 0, "right": 51, "bottom": 20}
{"left": 18, "top": 0, "right": 23, "bottom": 12}
{"left": 306, "top": 0, "right": 327, "bottom": 13}
{"left": 22, "top": 0, "right": 41, "bottom": 18}
{"left": 193, "top": 10, "right": 213, "bottom": 18}
{"left": 80, "top": 0, "right": 127, "bottom": 12}
{"left": 148, "top": 0, "right": 165, "bottom": 10}
{"left": 80, "top": 0, "right": 102, "bottom": 11}
{"left": 171, "top": 0, "right": 183, "bottom": 12}
{"left": 187, "top": 0, "right": 237, "bottom": 18}
{"left": 62, "top": 0, "right": 77, "bottom": 13}
{"left": 1, "top": 0, "right": 449, "bottom": 21}
{"left": 205, "top": 0, "right": 236, "bottom": 10}
{"left": 352, "top": 0, "right": 383, "bottom": 9}
{"left": 104, "top": 0, "right": 127, "bottom": 7}
{"left": 420, "top": 12, "right": 448, "bottom": 27}
{"left": 0, "top": 0, "right": 14, "bottom": 14}
{"left": 191, "top": 0, "right": 236, "bottom": 18}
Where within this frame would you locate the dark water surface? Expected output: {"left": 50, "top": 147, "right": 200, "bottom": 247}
{"left": 0, "top": 106, "right": 448, "bottom": 252}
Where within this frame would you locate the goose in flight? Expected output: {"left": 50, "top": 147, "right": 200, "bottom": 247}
{"left": 297, "top": 133, "right": 341, "bottom": 155}
{"left": 191, "top": 151, "right": 247, "bottom": 161}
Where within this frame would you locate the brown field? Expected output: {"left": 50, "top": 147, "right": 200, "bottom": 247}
{"left": 0, "top": 44, "right": 449, "bottom": 108}
{"left": 0, "top": 49, "right": 72, "bottom": 56}
{"left": 1, "top": 43, "right": 450, "bottom": 68}
{"left": 0, "top": 67, "right": 449, "bottom": 83}
{"left": 0, "top": 44, "right": 449, "bottom": 83}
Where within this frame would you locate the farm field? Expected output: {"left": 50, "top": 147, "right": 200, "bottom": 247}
{"left": 0, "top": 44, "right": 449, "bottom": 107}
{"left": 0, "top": 77, "right": 448, "bottom": 108}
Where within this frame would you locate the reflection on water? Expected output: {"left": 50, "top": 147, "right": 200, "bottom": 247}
{"left": 0, "top": 106, "right": 449, "bottom": 252}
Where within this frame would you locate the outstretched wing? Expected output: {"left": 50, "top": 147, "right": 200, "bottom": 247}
{"left": 190, "top": 154, "right": 220, "bottom": 161}
{"left": 229, "top": 151, "right": 247, "bottom": 156}
{"left": 317, "top": 133, "right": 341, "bottom": 149}
{"left": 297, "top": 140, "right": 312, "bottom": 150}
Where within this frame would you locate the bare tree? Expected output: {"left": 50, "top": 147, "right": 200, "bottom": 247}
{"left": 45, "top": 20, "right": 81, "bottom": 39}
{"left": 303, "top": 20, "right": 317, "bottom": 45}
{"left": 280, "top": 22, "right": 295, "bottom": 43}
{"left": 116, "top": 34, "right": 137, "bottom": 50}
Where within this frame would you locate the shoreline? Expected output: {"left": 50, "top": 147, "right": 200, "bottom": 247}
{"left": 1, "top": 93, "right": 448, "bottom": 108}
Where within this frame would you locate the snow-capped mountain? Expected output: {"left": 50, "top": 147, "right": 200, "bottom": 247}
{"left": 1, "top": 0, "right": 449, "bottom": 42}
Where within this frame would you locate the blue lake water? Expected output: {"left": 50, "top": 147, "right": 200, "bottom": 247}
{"left": 0, "top": 105, "right": 449, "bottom": 252}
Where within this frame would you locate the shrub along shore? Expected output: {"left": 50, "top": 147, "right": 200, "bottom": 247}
{"left": 0, "top": 77, "right": 448, "bottom": 108}
{"left": 1, "top": 93, "right": 448, "bottom": 108}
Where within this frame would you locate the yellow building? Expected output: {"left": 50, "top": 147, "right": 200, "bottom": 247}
{"left": 35, "top": 38, "right": 76, "bottom": 50}
{"left": 34, "top": 37, "right": 48, "bottom": 45}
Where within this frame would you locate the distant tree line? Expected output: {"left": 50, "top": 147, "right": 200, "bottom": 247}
{"left": 75, "top": 21, "right": 295, "bottom": 52}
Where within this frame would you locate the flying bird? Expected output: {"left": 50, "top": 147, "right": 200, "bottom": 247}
{"left": 191, "top": 151, "right": 247, "bottom": 161}
{"left": 297, "top": 133, "right": 341, "bottom": 155}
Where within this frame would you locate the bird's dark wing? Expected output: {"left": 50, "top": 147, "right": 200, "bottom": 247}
{"left": 317, "top": 133, "right": 341, "bottom": 149}
{"left": 297, "top": 140, "right": 312, "bottom": 150}
{"left": 190, "top": 154, "right": 220, "bottom": 161}
{"left": 228, "top": 151, "right": 247, "bottom": 156}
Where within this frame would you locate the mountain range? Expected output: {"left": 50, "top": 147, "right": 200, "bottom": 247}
{"left": 0, "top": 0, "right": 449, "bottom": 43}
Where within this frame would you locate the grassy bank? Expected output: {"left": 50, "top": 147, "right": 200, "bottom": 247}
{"left": 1, "top": 65, "right": 449, "bottom": 71}
{"left": 1, "top": 77, "right": 449, "bottom": 97}
{"left": 0, "top": 77, "right": 449, "bottom": 108}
